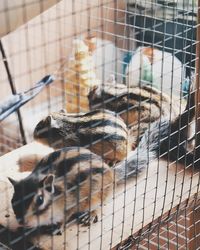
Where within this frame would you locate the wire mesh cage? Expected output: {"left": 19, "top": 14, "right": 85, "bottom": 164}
{"left": 0, "top": 0, "right": 199, "bottom": 249}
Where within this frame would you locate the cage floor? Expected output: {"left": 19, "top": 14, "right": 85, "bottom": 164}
{"left": 0, "top": 142, "right": 199, "bottom": 250}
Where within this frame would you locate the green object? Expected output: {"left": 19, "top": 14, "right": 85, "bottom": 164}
{"left": 123, "top": 52, "right": 133, "bottom": 82}
{"left": 142, "top": 59, "right": 153, "bottom": 83}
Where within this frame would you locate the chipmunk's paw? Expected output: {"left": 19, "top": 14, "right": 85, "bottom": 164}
{"left": 78, "top": 211, "right": 98, "bottom": 226}
{"left": 41, "top": 223, "right": 62, "bottom": 235}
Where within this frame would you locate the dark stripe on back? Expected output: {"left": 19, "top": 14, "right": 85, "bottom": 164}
{"left": 56, "top": 153, "right": 101, "bottom": 177}
{"left": 141, "top": 85, "right": 161, "bottom": 95}
{"left": 79, "top": 132, "right": 126, "bottom": 146}
{"left": 34, "top": 150, "right": 62, "bottom": 174}
{"left": 90, "top": 91, "right": 161, "bottom": 113}
{"left": 78, "top": 118, "right": 126, "bottom": 131}
{"left": 82, "top": 109, "right": 114, "bottom": 117}
{"left": 68, "top": 167, "right": 105, "bottom": 188}
{"left": 62, "top": 110, "right": 125, "bottom": 131}
{"left": 65, "top": 109, "right": 115, "bottom": 118}
{"left": 113, "top": 92, "right": 160, "bottom": 112}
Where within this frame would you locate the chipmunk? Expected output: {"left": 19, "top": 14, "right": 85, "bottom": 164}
{"left": 8, "top": 87, "right": 197, "bottom": 235}
{"left": 9, "top": 147, "right": 114, "bottom": 232}
{"left": 115, "top": 87, "right": 199, "bottom": 178}
{"left": 9, "top": 144, "right": 149, "bottom": 235}
{"left": 33, "top": 109, "right": 133, "bottom": 163}
{"left": 88, "top": 83, "right": 179, "bottom": 146}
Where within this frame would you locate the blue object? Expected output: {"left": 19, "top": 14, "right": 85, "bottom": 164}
{"left": 182, "top": 77, "right": 191, "bottom": 98}
{"left": 123, "top": 51, "right": 133, "bottom": 82}
{"left": 0, "top": 74, "right": 55, "bottom": 121}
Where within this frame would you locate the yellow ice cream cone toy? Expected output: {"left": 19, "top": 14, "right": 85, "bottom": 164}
{"left": 65, "top": 38, "right": 100, "bottom": 113}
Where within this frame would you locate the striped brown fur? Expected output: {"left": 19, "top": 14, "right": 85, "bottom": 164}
{"left": 9, "top": 147, "right": 113, "bottom": 231}
{"left": 33, "top": 109, "right": 132, "bottom": 163}
{"left": 89, "top": 83, "right": 179, "bottom": 145}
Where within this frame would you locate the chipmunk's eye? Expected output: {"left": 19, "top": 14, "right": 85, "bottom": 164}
{"left": 36, "top": 195, "right": 44, "bottom": 207}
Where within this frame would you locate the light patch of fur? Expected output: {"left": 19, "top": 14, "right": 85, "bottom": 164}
{"left": 25, "top": 197, "right": 65, "bottom": 228}
{"left": 18, "top": 154, "right": 46, "bottom": 172}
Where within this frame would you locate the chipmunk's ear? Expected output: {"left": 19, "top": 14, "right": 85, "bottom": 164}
{"left": 46, "top": 115, "right": 59, "bottom": 128}
{"left": 45, "top": 115, "right": 52, "bottom": 125}
{"left": 59, "top": 109, "right": 66, "bottom": 114}
{"left": 88, "top": 86, "right": 98, "bottom": 101}
{"left": 42, "top": 174, "right": 55, "bottom": 193}
{"left": 8, "top": 177, "right": 18, "bottom": 186}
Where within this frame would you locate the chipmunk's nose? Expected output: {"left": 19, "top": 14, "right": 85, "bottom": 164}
{"left": 17, "top": 216, "right": 25, "bottom": 225}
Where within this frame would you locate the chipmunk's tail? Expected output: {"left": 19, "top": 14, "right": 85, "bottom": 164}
{"left": 114, "top": 119, "right": 169, "bottom": 180}
{"left": 115, "top": 85, "right": 198, "bottom": 181}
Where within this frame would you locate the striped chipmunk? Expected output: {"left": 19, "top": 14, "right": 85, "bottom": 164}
{"left": 8, "top": 145, "right": 144, "bottom": 235}
{"left": 88, "top": 82, "right": 179, "bottom": 148}
{"left": 8, "top": 91, "right": 198, "bottom": 236}
{"left": 114, "top": 86, "right": 199, "bottom": 177}
{"left": 8, "top": 147, "right": 113, "bottom": 232}
{"left": 33, "top": 109, "right": 134, "bottom": 164}
{"left": 8, "top": 90, "right": 196, "bottom": 236}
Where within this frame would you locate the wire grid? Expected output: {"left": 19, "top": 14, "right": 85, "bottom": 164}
{"left": 128, "top": 202, "right": 200, "bottom": 250}
{"left": 113, "top": 198, "right": 198, "bottom": 249}
{"left": 0, "top": 0, "right": 199, "bottom": 250}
